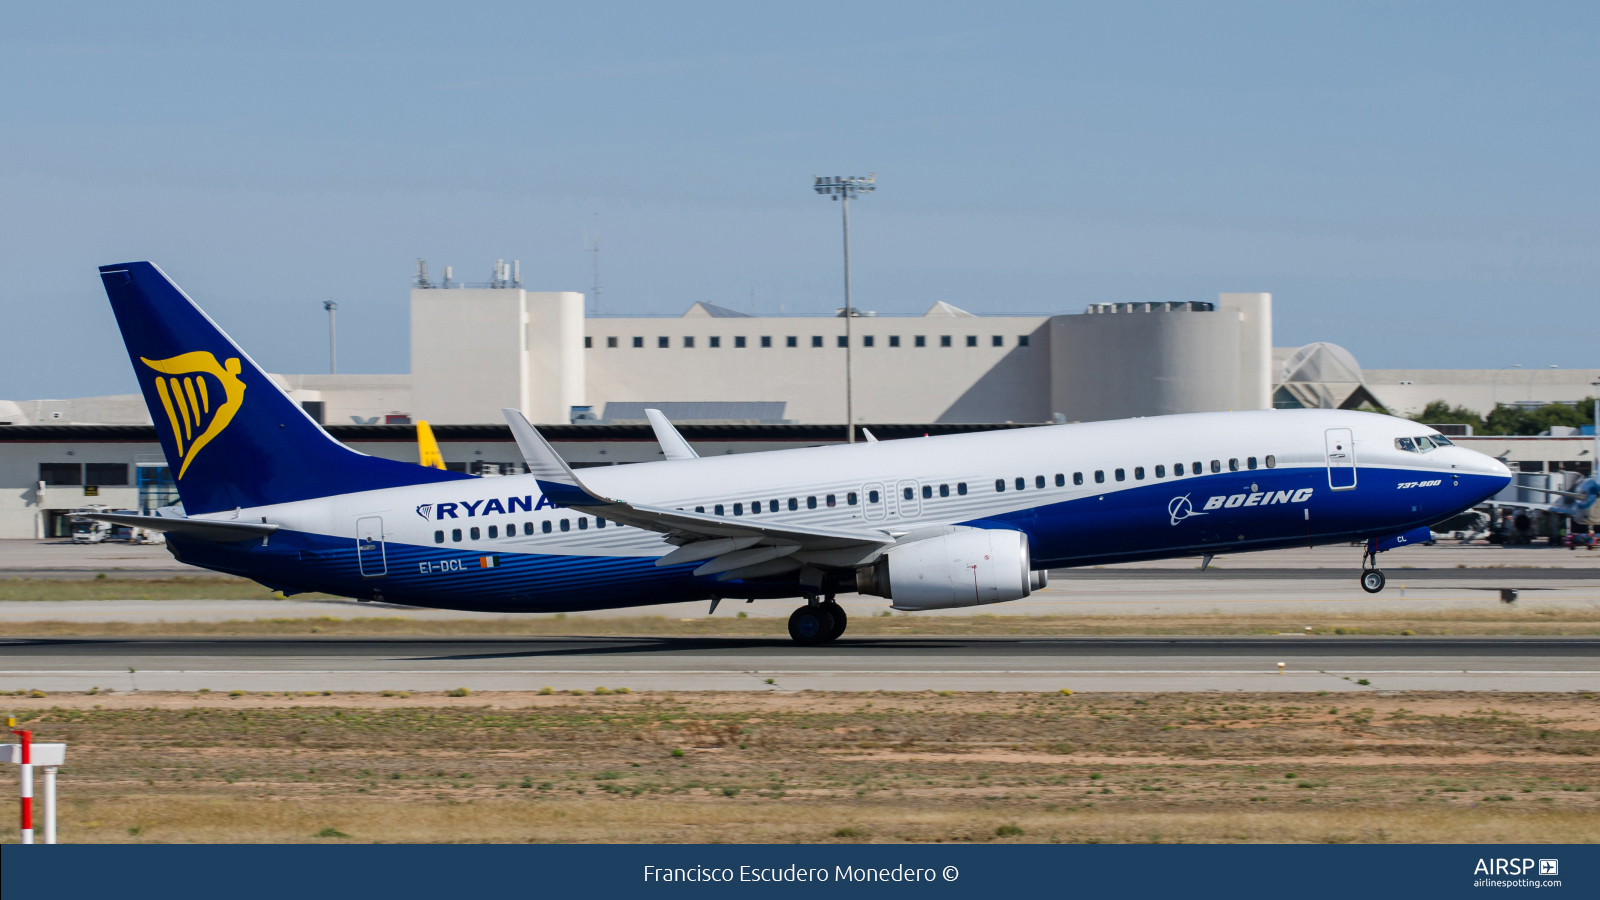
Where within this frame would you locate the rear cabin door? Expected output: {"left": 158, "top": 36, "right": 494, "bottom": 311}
{"left": 1324, "top": 428, "right": 1357, "bottom": 491}
{"left": 356, "top": 516, "right": 387, "bottom": 577}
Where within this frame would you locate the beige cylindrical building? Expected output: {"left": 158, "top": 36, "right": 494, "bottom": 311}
{"left": 1048, "top": 297, "right": 1270, "bottom": 422}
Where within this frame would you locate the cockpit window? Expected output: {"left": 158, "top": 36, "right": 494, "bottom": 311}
{"left": 1397, "top": 435, "right": 1448, "bottom": 453}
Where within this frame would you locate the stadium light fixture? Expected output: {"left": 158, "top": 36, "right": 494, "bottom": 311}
{"left": 812, "top": 174, "right": 875, "bottom": 443}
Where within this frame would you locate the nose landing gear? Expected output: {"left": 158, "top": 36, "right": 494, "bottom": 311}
{"left": 1359, "top": 542, "right": 1385, "bottom": 594}
{"left": 787, "top": 595, "right": 848, "bottom": 645}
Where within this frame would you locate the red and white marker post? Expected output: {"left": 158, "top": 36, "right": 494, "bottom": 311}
{"left": 11, "top": 726, "right": 31, "bottom": 845}
{"left": 3, "top": 718, "right": 63, "bottom": 844}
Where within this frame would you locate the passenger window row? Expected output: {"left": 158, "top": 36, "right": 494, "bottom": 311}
{"left": 687, "top": 482, "right": 983, "bottom": 518}
{"left": 428, "top": 450, "right": 1289, "bottom": 544}
{"left": 994, "top": 456, "right": 1278, "bottom": 492}
{"left": 691, "top": 493, "right": 856, "bottom": 517}
{"left": 865, "top": 483, "right": 970, "bottom": 504}
{"left": 433, "top": 516, "right": 615, "bottom": 543}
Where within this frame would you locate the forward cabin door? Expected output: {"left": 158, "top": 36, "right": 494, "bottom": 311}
{"left": 357, "top": 516, "right": 387, "bottom": 577}
{"left": 1324, "top": 428, "right": 1357, "bottom": 491}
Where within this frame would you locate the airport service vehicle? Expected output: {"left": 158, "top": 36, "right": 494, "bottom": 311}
{"left": 68, "top": 506, "right": 113, "bottom": 543}
{"left": 67, "top": 506, "right": 152, "bottom": 543}
{"left": 87, "top": 262, "right": 1513, "bottom": 644}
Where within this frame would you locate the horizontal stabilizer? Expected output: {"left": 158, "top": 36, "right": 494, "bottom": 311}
{"left": 80, "top": 512, "right": 278, "bottom": 543}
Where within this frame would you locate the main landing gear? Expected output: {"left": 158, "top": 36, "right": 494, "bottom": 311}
{"left": 788, "top": 596, "right": 848, "bottom": 646}
{"left": 1359, "top": 544, "right": 1386, "bottom": 594}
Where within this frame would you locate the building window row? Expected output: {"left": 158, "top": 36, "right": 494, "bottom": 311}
{"left": 38, "top": 463, "right": 130, "bottom": 486}
{"left": 594, "top": 334, "right": 1033, "bottom": 349}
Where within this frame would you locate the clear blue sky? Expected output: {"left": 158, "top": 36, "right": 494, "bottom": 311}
{"left": 2, "top": 1, "right": 1595, "bottom": 399}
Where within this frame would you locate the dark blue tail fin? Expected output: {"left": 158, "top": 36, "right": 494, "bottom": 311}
{"left": 99, "top": 261, "right": 470, "bottom": 515}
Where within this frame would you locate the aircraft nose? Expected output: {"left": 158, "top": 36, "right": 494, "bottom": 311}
{"left": 1463, "top": 449, "right": 1511, "bottom": 481}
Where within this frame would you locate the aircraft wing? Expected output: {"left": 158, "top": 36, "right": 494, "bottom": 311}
{"left": 78, "top": 512, "right": 278, "bottom": 542}
{"left": 503, "top": 408, "right": 893, "bottom": 578}
{"left": 1475, "top": 500, "right": 1558, "bottom": 513}
{"left": 1516, "top": 486, "right": 1590, "bottom": 501}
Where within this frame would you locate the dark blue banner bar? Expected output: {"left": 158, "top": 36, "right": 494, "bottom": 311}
{"left": 4, "top": 844, "right": 1594, "bottom": 899}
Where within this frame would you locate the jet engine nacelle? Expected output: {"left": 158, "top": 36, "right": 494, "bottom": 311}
{"left": 856, "top": 528, "right": 1035, "bottom": 611}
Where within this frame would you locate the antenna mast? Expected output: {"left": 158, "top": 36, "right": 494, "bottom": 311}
{"left": 587, "top": 216, "right": 602, "bottom": 316}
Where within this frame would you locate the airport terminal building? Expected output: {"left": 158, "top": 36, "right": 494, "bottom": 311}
{"left": 1, "top": 280, "right": 1595, "bottom": 538}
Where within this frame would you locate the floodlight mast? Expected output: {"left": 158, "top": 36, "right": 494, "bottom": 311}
{"left": 812, "top": 174, "right": 876, "bottom": 443}
{"left": 323, "top": 301, "right": 338, "bottom": 374}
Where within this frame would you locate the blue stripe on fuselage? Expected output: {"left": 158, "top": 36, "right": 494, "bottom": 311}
{"left": 168, "top": 464, "right": 1506, "bottom": 611}
{"left": 974, "top": 465, "right": 1506, "bottom": 568}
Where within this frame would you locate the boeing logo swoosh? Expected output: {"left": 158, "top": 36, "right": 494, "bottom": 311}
{"left": 1168, "top": 494, "right": 1207, "bottom": 526}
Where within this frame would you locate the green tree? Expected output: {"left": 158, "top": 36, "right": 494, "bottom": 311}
{"left": 1409, "top": 401, "right": 1485, "bottom": 433}
{"left": 1483, "top": 398, "right": 1596, "bottom": 436}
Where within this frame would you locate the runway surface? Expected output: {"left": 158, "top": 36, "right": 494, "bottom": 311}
{"left": 2, "top": 635, "right": 1594, "bottom": 693}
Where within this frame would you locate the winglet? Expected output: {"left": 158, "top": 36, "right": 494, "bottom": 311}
{"left": 645, "top": 409, "right": 699, "bottom": 460}
{"left": 502, "top": 408, "right": 608, "bottom": 508}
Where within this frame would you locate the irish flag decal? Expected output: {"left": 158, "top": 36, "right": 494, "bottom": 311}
{"left": 479, "top": 556, "right": 500, "bottom": 569}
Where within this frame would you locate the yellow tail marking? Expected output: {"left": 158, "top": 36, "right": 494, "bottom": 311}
{"left": 183, "top": 378, "right": 202, "bottom": 431}
{"left": 153, "top": 377, "right": 185, "bottom": 458}
{"left": 197, "top": 376, "right": 210, "bottom": 413}
{"left": 141, "top": 352, "right": 248, "bottom": 479}
{"left": 171, "top": 375, "right": 194, "bottom": 441}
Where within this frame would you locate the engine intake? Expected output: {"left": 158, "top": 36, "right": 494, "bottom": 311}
{"left": 856, "top": 528, "right": 1036, "bottom": 611}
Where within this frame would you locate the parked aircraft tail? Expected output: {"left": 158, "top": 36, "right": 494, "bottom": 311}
{"left": 98, "top": 261, "right": 470, "bottom": 515}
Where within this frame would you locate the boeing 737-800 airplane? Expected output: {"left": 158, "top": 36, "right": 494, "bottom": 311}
{"left": 89, "top": 262, "right": 1512, "bottom": 644}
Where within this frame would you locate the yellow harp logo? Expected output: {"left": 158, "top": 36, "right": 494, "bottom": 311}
{"left": 142, "top": 352, "right": 247, "bottom": 479}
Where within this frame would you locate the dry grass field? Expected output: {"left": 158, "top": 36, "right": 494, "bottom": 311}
{"left": 1, "top": 690, "right": 1595, "bottom": 844}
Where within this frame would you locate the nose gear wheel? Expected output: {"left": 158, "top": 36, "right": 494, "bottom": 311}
{"left": 1360, "top": 545, "right": 1386, "bottom": 594}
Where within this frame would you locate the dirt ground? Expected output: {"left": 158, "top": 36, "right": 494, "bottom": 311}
{"left": 2, "top": 690, "right": 1595, "bottom": 844}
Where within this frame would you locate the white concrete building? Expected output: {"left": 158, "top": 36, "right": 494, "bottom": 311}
{"left": 408, "top": 289, "right": 1274, "bottom": 426}
{"left": 8, "top": 281, "right": 1593, "bottom": 431}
